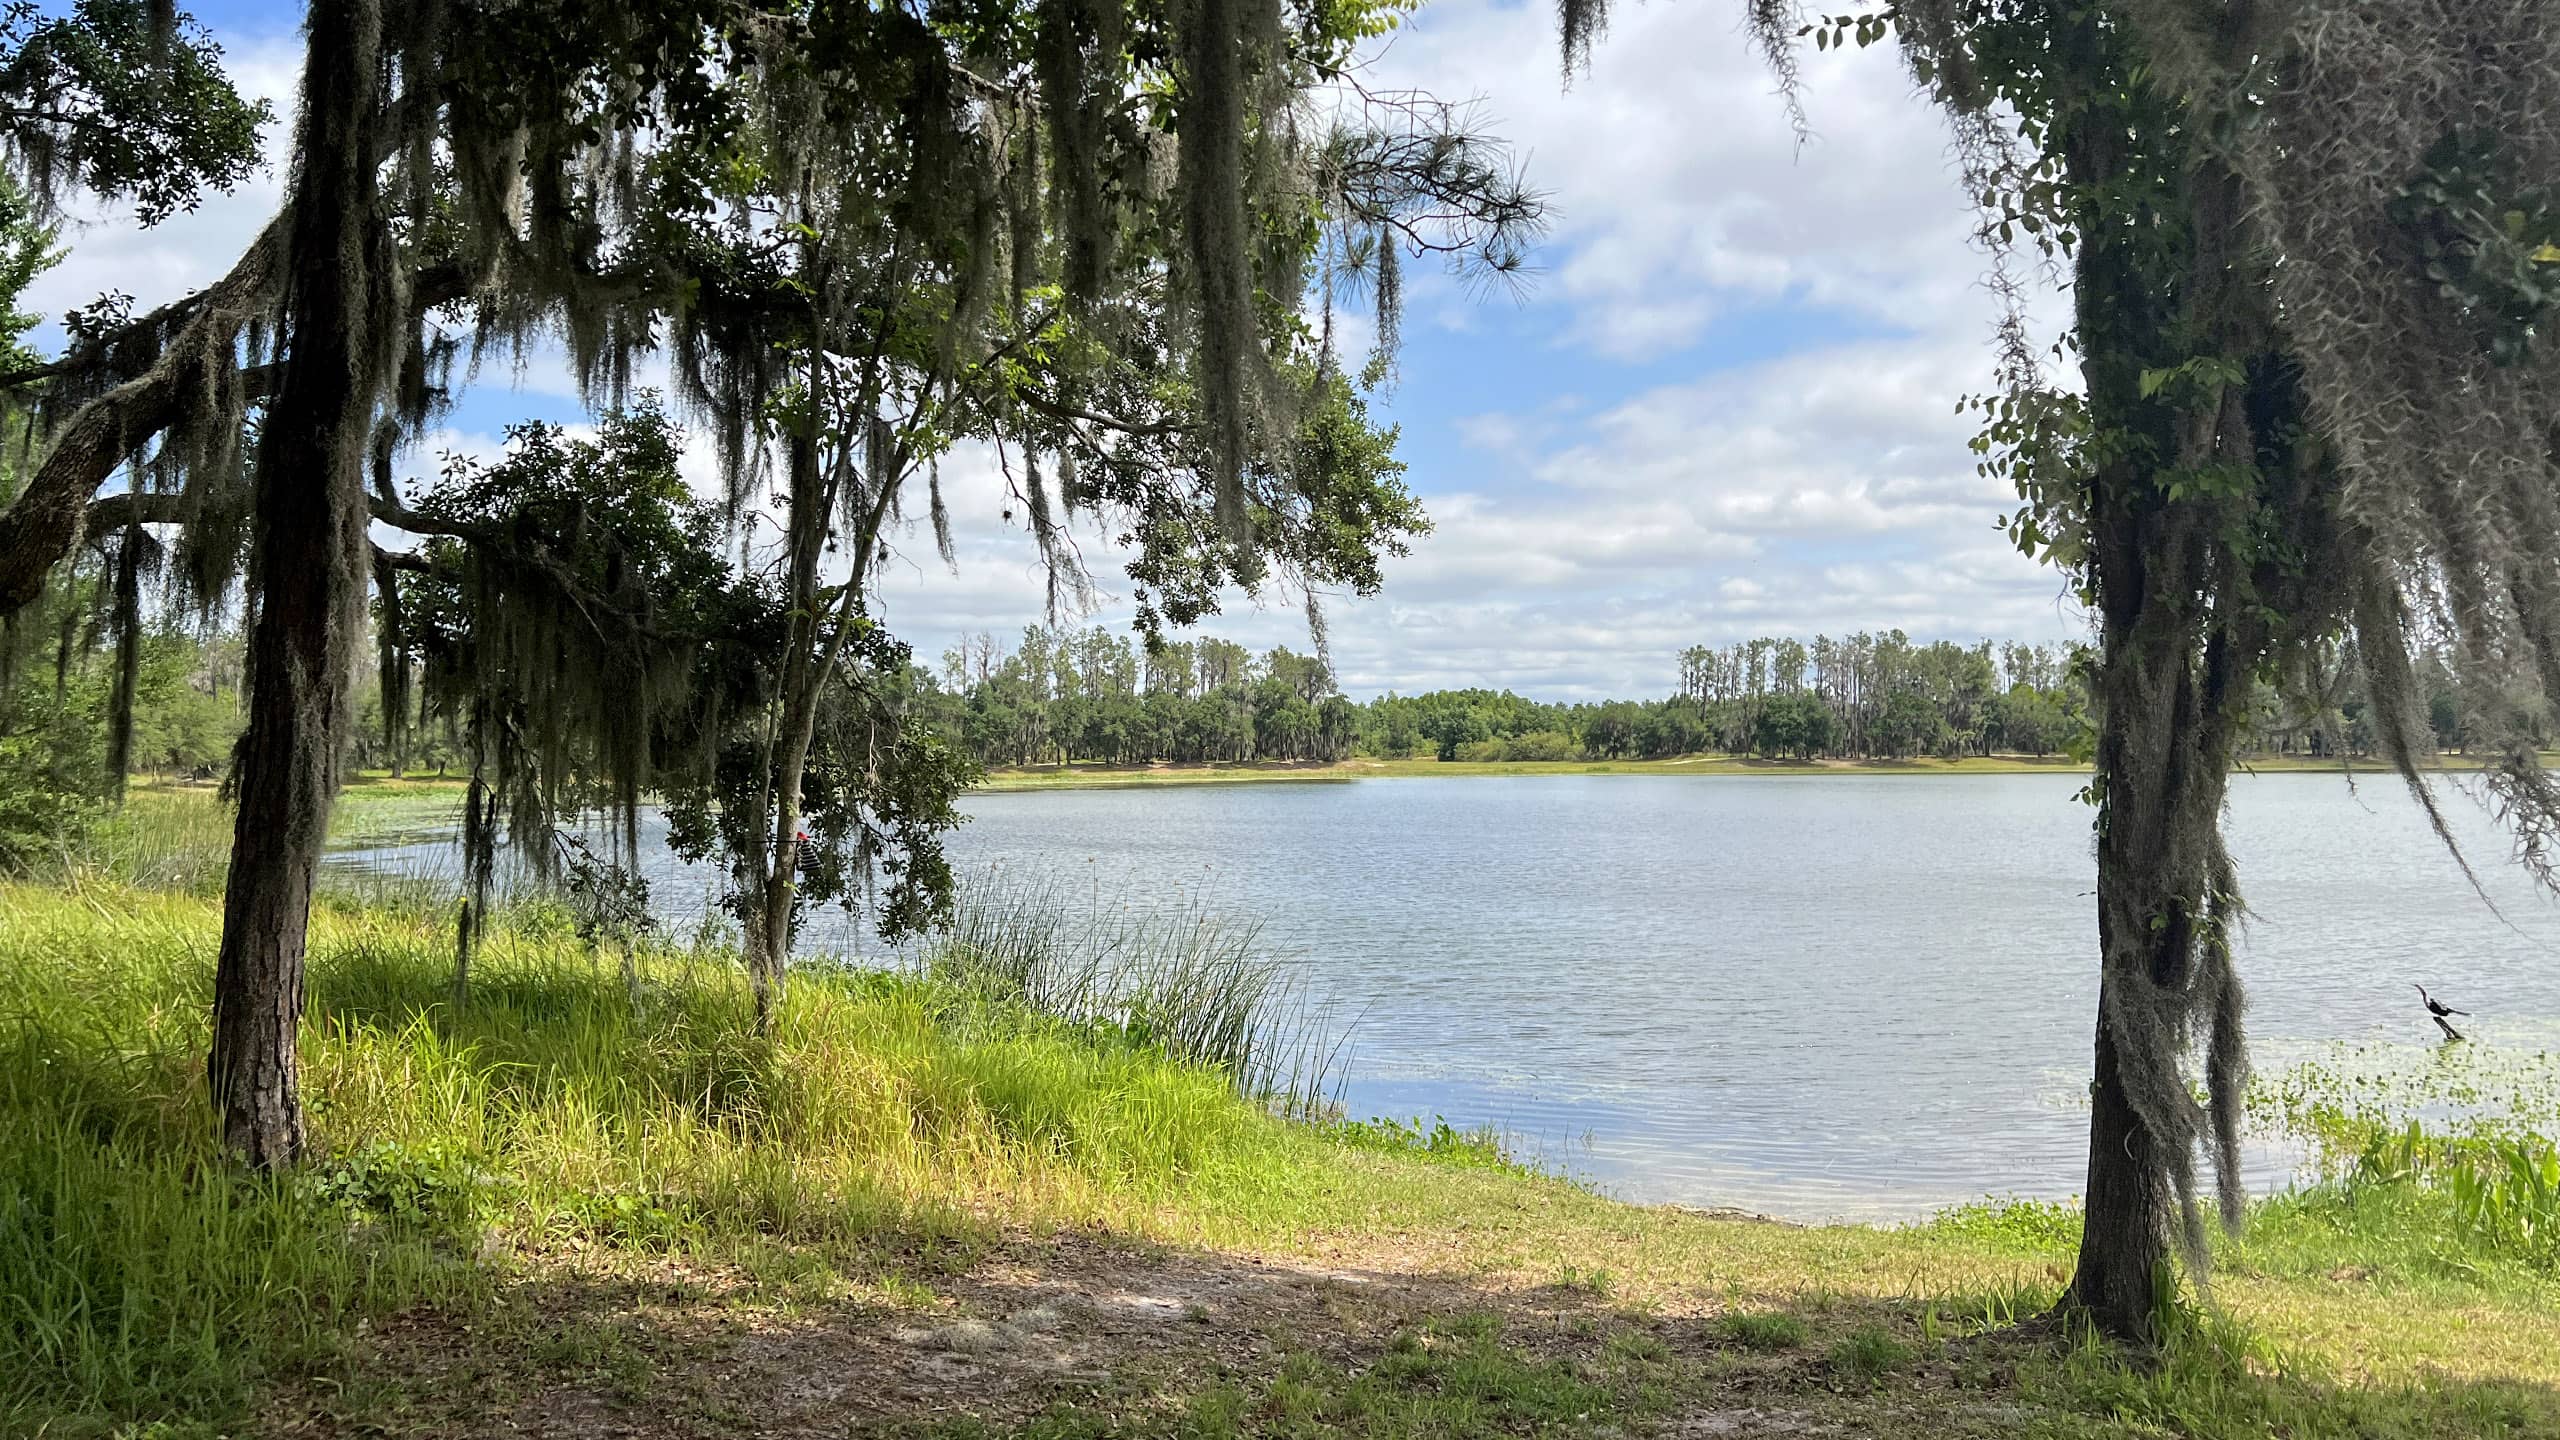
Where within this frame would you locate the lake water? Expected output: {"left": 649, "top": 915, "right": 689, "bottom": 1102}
{"left": 335, "top": 772, "right": 2560, "bottom": 1221}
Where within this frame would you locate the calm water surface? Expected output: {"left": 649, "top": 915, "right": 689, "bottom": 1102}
{"left": 339, "top": 773, "right": 2560, "bottom": 1220}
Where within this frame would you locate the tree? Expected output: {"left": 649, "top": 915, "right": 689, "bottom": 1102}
{"left": 1747, "top": 0, "right": 2560, "bottom": 1338}
{"left": 1583, "top": 700, "right": 1640, "bottom": 759}
{"left": 1752, "top": 690, "right": 1830, "bottom": 760}
{"left": 0, "top": 0, "right": 1540, "bottom": 1147}
{"left": 1867, "top": 688, "right": 1942, "bottom": 760}
{"left": 1418, "top": 702, "right": 1487, "bottom": 761}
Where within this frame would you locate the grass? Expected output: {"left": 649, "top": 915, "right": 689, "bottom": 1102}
{"left": 8, "top": 792, "right": 2560, "bottom": 1436}
{"left": 926, "top": 877, "right": 1348, "bottom": 1116}
{"left": 1824, "top": 1323, "right": 1912, "bottom": 1383}
{"left": 0, "top": 880, "right": 1316, "bottom": 1430}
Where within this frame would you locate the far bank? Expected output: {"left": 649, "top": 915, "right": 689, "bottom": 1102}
{"left": 973, "top": 750, "right": 2505, "bottom": 790}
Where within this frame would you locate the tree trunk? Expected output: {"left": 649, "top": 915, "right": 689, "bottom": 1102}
{"left": 742, "top": 337, "right": 831, "bottom": 1032}
{"left": 371, "top": 545, "right": 408, "bottom": 778}
{"left": 453, "top": 770, "right": 491, "bottom": 1010}
{"left": 452, "top": 897, "right": 477, "bottom": 1011}
{"left": 104, "top": 524, "right": 142, "bottom": 803}
{"left": 745, "top": 619, "right": 823, "bottom": 1031}
{"left": 2061, "top": 973, "right": 2177, "bottom": 1338}
{"left": 208, "top": 0, "right": 385, "bottom": 1170}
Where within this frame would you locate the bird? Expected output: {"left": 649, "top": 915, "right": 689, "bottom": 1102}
{"left": 2415, "top": 984, "right": 2469, "bottom": 1042}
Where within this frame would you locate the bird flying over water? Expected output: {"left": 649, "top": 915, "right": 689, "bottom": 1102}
{"left": 2415, "top": 984, "right": 2469, "bottom": 1042}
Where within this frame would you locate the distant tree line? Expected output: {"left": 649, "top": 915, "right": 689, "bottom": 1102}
{"left": 923, "top": 627, "right": 1359, "bottom": 766}
{"left": 1362, "top": 634, "right": 2079, "bottom": 763}
{"left": 11, "top": 614, "right": 2495, "bottom": 816}
{"left": 920, "top": 625, "right": 2492, "bottom": 770}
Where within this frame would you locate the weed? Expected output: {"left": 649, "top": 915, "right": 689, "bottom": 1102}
{"left": 1716, "top": 1311, "right": 1807, "bottom": 1351}
{"left": 1556, "top": 1263, "right": 1615, "bottom": 1297}
{"left": 1928, "top": 1195, "right": 2081, "bottom": 1251}
{"left": 1827, "top": 1323, "right": 1911, "bottom": 1382}
{"left": 1330, "top": 1113, "right": 1524, "bottom": 1171}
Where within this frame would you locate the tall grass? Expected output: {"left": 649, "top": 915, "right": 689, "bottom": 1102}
{"left": 0, "top": 881, "right": 1291, "bottom": 1432}
{"left": 922, "top": 876, "right": 1351, "bottom": 1118}
{"left": 2346, "top": 1122, "right": 2560, "bottom": 1268}
{"left": 62, "top": 782, "right": 472, "bottom": 912}
{"left": 4, "top": 792, "right": 1364, "bottom": 1430}
{"left": 73, "top": 787, "right": 238, "bottom": 892}
{"left": 87, "top": 790, "right": 1355, "bottom": 1117}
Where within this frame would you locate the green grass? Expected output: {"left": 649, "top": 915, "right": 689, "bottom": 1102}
{"left": 1825, "top": 1323, "right": 1911, "bottom": 1382}
{"left": 928, "top": 876, "right": 1349, "bottom": 1115}
{"left": 0, "top": 881, "right": 1337, "bottom": 1432}
{"left": 10, "top": 793, "right": 2560, "bottom": 1437}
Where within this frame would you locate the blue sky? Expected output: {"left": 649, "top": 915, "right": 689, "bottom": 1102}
{"left": 28, "top": 0, "right": 2086, "bottom": 700}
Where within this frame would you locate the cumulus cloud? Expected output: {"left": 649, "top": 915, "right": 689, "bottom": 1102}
{"left": 1359, "top": 0, "right": 1992, "bottom": 362}
{"left": 862, "top": 11, "right": 2086, "bottom": 701}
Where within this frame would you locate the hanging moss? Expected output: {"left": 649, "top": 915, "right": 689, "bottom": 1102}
{"left": 1035, "top": 0, "right": 1129, "bottom": 303}
{"left": 1171, "top": 0, "right": 1263, "bottom": 539}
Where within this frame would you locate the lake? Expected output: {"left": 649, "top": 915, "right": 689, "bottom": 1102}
{"left": 335, "top": 772, "right": 2560, "bottom": 1221}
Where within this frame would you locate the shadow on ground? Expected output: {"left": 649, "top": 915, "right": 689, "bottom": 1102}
{"left": 258, "top": 1230, "right": 2560, "bottom": 1440}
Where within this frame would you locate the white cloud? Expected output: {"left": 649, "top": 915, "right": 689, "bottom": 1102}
{"left": 862, "top": 331, "right": 2083, "bottom": 702}
{"left": 857, "top": 4, "right": 2087, "bottom": 701}
{"left": 1362, "top": 0, "right": 1993, "bottom": 361}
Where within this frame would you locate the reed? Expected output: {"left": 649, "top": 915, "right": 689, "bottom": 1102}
{"left": 921, "top": 874, "right": 1351, "bottom": 1118}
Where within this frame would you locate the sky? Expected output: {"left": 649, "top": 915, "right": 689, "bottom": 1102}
{"left": 23, "top": 0, "right": 2088, "bottom": 701}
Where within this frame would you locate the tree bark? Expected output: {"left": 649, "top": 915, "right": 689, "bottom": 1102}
{"left": 742, "top": 364, "right": 828, "bottom": 1031}
{"left": 2050, "top": 244, "right": 2275, "bottom": 1347}
{"left": 208, "top": 0, "right": 386, "bottom": 1170}
{"left": 2061, "top": 980, "right": 2177, "bottom": 1338}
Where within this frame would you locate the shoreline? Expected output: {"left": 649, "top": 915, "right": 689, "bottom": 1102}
{"left": 142, "top": 753, "right": 2511, "bottom": 800}
{"left": 24, "top": 791, "right": 2560, "bottom": 1436}
{"left": 974, "top": 751, "right": 2503, "bottom": 790}
{"left": 13, "top": 866, "right": 2560, "bottom": 1435}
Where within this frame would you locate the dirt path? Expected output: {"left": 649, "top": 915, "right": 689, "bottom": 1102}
{"left": 257, "top": 1233, "right": 2036, "bottom": 1438}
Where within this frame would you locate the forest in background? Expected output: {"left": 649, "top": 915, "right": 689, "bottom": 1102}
{"left": 921, "top": 624, "right": 2481, "bottom": 767}
{"left": 4, "top": 584, "right": 2487, "bottom": 843}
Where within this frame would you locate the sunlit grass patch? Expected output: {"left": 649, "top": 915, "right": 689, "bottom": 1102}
{"left": 0, "top": 880, "right": 1346, "bottom": 1432}
{"left": 1925, "top": 1195, "right": 2082, "bottom": 1253}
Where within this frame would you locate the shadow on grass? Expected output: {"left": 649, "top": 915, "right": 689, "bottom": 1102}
{"left": 225, "top": 1229, "right": 2560, "bottom": 1440}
